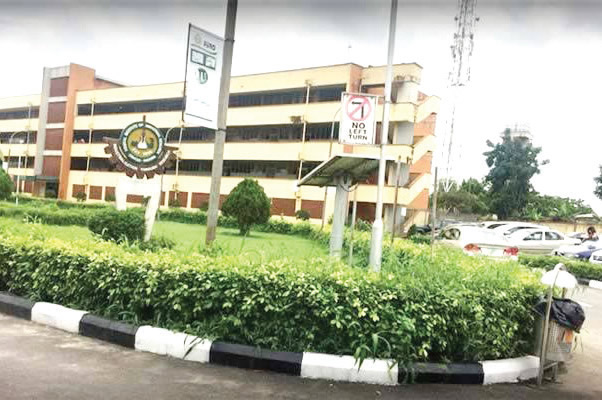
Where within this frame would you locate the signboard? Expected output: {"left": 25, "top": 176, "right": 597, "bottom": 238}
{"left": 104, "top": 117, "right": 176, "bottom": 179}
{"left": 183, "top": 24, "right": 224, "bottom": 130}
{"left": 339, "top": 92, "right": 378, "bottom": 145}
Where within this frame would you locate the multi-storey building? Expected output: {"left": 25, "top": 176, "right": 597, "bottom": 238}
{"left": 0, "top": 62, "right": 438, "bottom": 230}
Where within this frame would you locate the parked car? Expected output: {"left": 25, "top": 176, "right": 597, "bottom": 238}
{"left": 506, "top": 228, "right": 580, "bottom": 255}
{"left": 490, "top": 222, "right": 546, "bottom": 237}
{"left": 437, "top": 225, "right": 519, "bottom": 259}
{"left": 555, "top": 239, "right": 602, "bottom": 260}
{"left": 590, "top": 249, "right": 602, "bottom": 264}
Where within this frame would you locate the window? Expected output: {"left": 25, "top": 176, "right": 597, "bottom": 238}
{"left": 0, "top": 107, "right": 40, "bottom": 120}
{"left": 440, "top": 228, "right": 461, "bottom": 240}
{"left": 545, "top": 231, "right": 563, "bottom": 241}
{"left": 0, "top": 132, "right": 37, "bottom": 144}
{"left": 505, "top": 226, "right": 534, "bottom": 235}
{"left": 77, "top": 98, "right": 183, "bottom": 116}
{"left": 487, "top": 223, "right": 506, "bottom": 229}
{"left": 524, "top": 232, "right": 542, "bottom": 241}
{"left": 70, "top": 157, "right": 115, "bottom": 172}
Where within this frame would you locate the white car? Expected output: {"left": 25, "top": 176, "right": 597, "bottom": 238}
{"left": 556, "top": 240, "right": 602, "bottom": 261}
{"left": 507, "top": 228, "right": 580, "bottom": 255}
{"left": 590, "top": 249, "right": 602, "bottom": 264}
{"left": 490, "top": 222, "right": 546, "bottom": 237}
{"left": 437, "top": 225, "right": 519, "bottom": 259}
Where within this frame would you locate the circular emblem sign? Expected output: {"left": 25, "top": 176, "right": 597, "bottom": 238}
{"left": 104, "top": 118, "right": 176, "bottom": 179}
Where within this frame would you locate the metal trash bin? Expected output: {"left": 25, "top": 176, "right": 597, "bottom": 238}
{"left": 535, "top": 315, "right": 575, "bottom": 362}
{"left": 534, "top": 298, "right": 585, "bottom": 363}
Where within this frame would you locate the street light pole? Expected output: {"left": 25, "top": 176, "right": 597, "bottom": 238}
{"left": 369, "top": 0, "right": 397, "bottom": 272}
{"left": 321, "top": 107, "right": 341, "bottom": 230}
{"left": 7, "top": 131, "right": 28, "bottom": 205}
{"left": 206, "top": 0, "right": 238, "bottom": 245}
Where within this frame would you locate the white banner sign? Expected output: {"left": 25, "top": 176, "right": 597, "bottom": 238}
{"left": 339, "top": 92, "right": 378, "bottom": 145}
{"left": 183, "top": 24, "right": 224, "bottom": 130}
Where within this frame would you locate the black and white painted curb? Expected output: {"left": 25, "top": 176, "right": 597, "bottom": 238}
{"left": 0, "top": 292, "right": 539, "bottom": 385}
{"left": 578, "top": 278, "right": 602, "bottom": 291}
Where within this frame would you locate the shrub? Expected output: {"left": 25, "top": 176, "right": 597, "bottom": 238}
{"left": 137, "top": 235, "right": 176, "bottom": 252}
{"left": 519, "top": 254, "right": 602, "bottom": 281}
{"left": 105, "top": 193, "right": 116, "bottom": 202}
{"left": 168, "top": 197, "right": 181, "bottom": 208}
{"left": 88, "top": 208, "right": 145, "bottom": 243}
{"left": 0, "top": 230, "right": 542, "bottom": 363}
{"left": 295, "top": 209, "right": 310, "bottom": 221}
{"left": 199, "top": 202, "right": 209, "bottom": 212}
{"left": 355, "top": 219, "right": 372, "bottom": 232}
{"left": 222, "top": 178, "right": 271, "bottom": 235}
{"left": 408, "top": 234, "right": 432, "bottom": 245}
{"left": 73, "top": 191, "right": 87, "bottom": 202}
{"left": 0, "top": 169, "right": 14, "bottom": 201}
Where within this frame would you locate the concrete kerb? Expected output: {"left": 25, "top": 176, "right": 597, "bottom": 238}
{"left": 578, "top": 278, "right": 602, "bottom": 291}
{"left": 0, "top": 291, "right": 539, "bottom": 386}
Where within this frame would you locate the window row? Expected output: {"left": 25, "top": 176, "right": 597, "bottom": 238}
{"left": 72, "top": 123, "right": 339, "bottom": 144}
{"left": 69, "top": 157, "right": 320, "bottom": 178}
{"left": 0, "top": 107, "right": 39, "bottom": 120}
{"left": 76, "top": 85, "right": 345, "bottom": 116}
{"left": 0, "top": 132, "right": 37, "bottom": 144}
{"left": 4, "top": 156, "right": 34, "bottom": 168}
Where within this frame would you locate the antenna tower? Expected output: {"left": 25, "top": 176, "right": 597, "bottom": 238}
{"left": 439, "top": 0, "right": 479, "bottom": 191}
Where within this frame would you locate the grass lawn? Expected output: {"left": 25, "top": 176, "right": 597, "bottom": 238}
{"left": 0, "top": 217, "right": 327, "bottom": 262}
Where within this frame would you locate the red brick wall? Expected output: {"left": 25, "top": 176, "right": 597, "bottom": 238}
{"left": 356, "top": 202, "right": 376, "bottom": 223}
{"left": 271, "top": 198, "right": 296, "bottom": 217}
{"left": 89, "top": 185, "right": 102, "bottom": 200}
{"left": 49, "top": 77, "right": 69, "bottom": 97}
{"left": 127, "top": 194, "right": 143, "bottom": 204}
{"left": 105, "top": 186, "right": 115, "bottom": 200}
{"left": 169, "top": 191, "right": 188, "bottom": 207}
{"left": 191, "top": 192, "right": 209, "bottom": 209}
{"left": 72, "top": 184, "right": 86, "bottom": 196}
{"left": 44, "top": 129, "right": 64, "bottom": 150}
{"left": 47, "top": 102, "right": 66, "bottom": 123}
{"left": 408, "top": 188, "right": 429, "bottom": 209}
{"left": 414, "top": 113, "right": 437, "bottom": 138}
{"left": 94, "top": 78, "right": 122, "bottom": 89}
{"left": 409, "top": 153, "right": 432, "bottom": 175}
{"left": 42, "top": 157, "right": 61, "bottom": 176}
{"left": 300, "top": 200, "right": 323, "bottom": 219}
{"left": 23, "top": 181, "right": 33, "bottom": 193}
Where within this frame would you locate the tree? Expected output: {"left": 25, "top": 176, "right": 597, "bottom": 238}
{"left": 483, "top": 130, "right": 547, "bottom": 219}
{"left": 0, "top": 168, "right": 14, "bottom": 201}
{"left": 221, "top": 178, "right": 271, "bottom": 235}
{"left": 595, "top": 166, "right": 602, "bottom": 201}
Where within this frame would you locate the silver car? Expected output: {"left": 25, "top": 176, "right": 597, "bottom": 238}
{"left": 507, "top": 228, "right": 580, "bottom": 255}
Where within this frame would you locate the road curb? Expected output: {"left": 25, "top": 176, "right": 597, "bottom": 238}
{"left": 578, "top": 278, "right": 602, "bottom": 291}
{"left": 0, "top": 291, "right": 539, "bottom": 386}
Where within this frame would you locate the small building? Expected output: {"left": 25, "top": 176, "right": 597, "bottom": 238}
{"left": 0, "top": 62, "right": 439, "bottom": 231}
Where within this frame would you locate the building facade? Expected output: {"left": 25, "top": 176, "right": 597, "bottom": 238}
{"left": 0, "top": 62, "right": 438, "bottom": 230}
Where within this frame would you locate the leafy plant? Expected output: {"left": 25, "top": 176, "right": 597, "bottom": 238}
{"left": 87, "top": 208, "right": 145, "bottom": 243}
{"left": 137, "top": 235, "right": 176, "bottom": 252}
{"left": 221, "top": 178, "right": 271, "bottom": 235}
{"left": 169, "top": 196, "right": 181, "bottom": 208}
{"left": 295, "top": 209, "right": 310, "bottom": 221}
{"left": 73, "top": 191, "right": 87, "bottom": 203}
{"left": 105, "top": 193, "right": 116, "bottom": 202}
{"left": 0, "top": 168, "right": 14, "bottom": 201}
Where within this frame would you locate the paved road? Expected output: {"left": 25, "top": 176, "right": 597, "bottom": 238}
{"left": 1, "top": 287, "right": 601, "bottom": 400}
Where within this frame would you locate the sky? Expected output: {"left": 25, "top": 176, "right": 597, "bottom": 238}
{"left": 1, "top": 0, "right": 602, "bottom": 212}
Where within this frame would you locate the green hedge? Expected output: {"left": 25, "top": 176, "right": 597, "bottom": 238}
{"left": 0, "top": 229, "right": 541, "bottom": 363}
{"left": 518, "top": 254, "right": 602, "bottom": 282}
{"left": 88, "top": 208, "right": 146, "bottom": 243}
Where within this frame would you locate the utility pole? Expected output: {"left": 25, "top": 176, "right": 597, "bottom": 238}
{"left": 206, "top": 0, "right": 238, "bottom": 245}
{"left": 369, "top": 0, "right": 397, "bottom": 272}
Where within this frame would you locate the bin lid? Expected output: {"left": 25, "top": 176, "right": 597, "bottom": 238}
{"left": 534, "top": 298, "right": 585, "bottom": 333}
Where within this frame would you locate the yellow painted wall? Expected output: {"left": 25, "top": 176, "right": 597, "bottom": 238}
{"left": 0, "top": 94, "right": 41, "bottom": 110}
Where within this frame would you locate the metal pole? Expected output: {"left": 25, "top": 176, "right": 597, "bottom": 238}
{"left": 161, "top": 126, "right": 181, "bottom": 210}
{"left": 348, "top": 186, "right": 358, "bottom": 267}
{"left": 430, "top": 167, "right": 439, "bottom": 257}
{"left": 321, "top": 107, "right": 341, "bottom": 230}
{"left": 206, "top": 0, "right": 237, "bottom": 245}
{"left": 369, "top": 0, "right": 397, "bottom": 272}
{"left": 390, "top": 158, "right": 402, "bottom": 244}
{"left": 15, "top": 154, "right": 21, "bottom": 205}
{"left": 537, "top": 267, "right": 562, "bottom": 386}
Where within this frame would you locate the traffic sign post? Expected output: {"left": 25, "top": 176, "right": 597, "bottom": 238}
{"left": 339, "top": 92, "right": 378, "bottom": 145}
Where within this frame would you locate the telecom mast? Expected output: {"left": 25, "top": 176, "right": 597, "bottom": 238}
{"left": 439, "top": 0, "right": 479, "bottom": 190}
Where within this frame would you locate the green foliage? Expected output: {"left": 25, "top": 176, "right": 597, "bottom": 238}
{"left": 519, "top": 254, "right": 602, "bottom": 281}
{"left": 73, "top": 191, "right": 87, "bottom": 202}
{"left": 0, "top": 205, "right": 95, "bottom": 226}
{"left": 437, "top": 190, "right": 489, "bottom": 215}
{"left": 168, "top": 197, "right": 181, "bottom": 208}
{"left": 594, "top": 165, "right": 602, "bottom": 201}
{"left": 484, "top": 131, "right": 546, "bottom": 219}
{"left": 137, "top": 235, "right": 176, "bottom": 252}
{"left": 222, "top": 178, "right": 271, "bottom": 235}
{"left": 0, "top": 169, "right": 14, "bottom": 201}
{"left": 105, "top": 194, "right": 116, "bottom": 202}
{"left": 355, "top": 219, "right": 372, "bottom": 233}
{"left": 523, "top": 194, "right": 594, "bottom": 222}
{"left": 198, "top": 202, "right": 209, "bottom": 212}
{"left": 407, "top": 234, "right": 432, "bottom": 245}
{"left": 0, "top": 226, "right": 542, "bottom": 363}
{"left": 295, "top": 209, "right": 310, "bottom": 221}
{"left": 88, "top": 208, "right": 145, "bottom": 243}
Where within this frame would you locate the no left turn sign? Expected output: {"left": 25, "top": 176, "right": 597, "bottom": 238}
{"left": 339, "top": 93, "right": 378, "bottom": 145}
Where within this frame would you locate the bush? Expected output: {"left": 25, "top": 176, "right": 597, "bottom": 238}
{"left": 199, "top": 202, "right": 209, "bottom": 212}
{"left": 88, "top": 208, "right": 145, "bottom": 243}
{"left": 222, "top": 179, "right": 271, "bottom": 235}
{"left": 137, "top": 235, "right": 176, "bottom": 252}
{"left": 408, "top": 234, "right": 432, "bottom": 245}
{"left": 73, "top": 191, "right": 87, "bottom": 202}
{"left": 0, "top": 169, "right": 14, "bottom": 201}
{"left": 0, "top": 230, "right": 542, "bottom": 363}
{"left": 105, "top": 194, "right": 116, "bottom": 202}
{"left": 295, "top": 209, "right": 310, "bottom": 221}
{"left": 355, "top": 219, "right": 372, "bottom": 232}
{"left": 168, "top": 197, "right": 181, "bottom": 208}
{"left": 519, "top": 254, "right": 602, "bottom": 281}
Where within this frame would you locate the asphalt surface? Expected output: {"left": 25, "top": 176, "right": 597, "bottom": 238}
{"left": 0, "top": 287, "right": 601, "bottom": 400}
